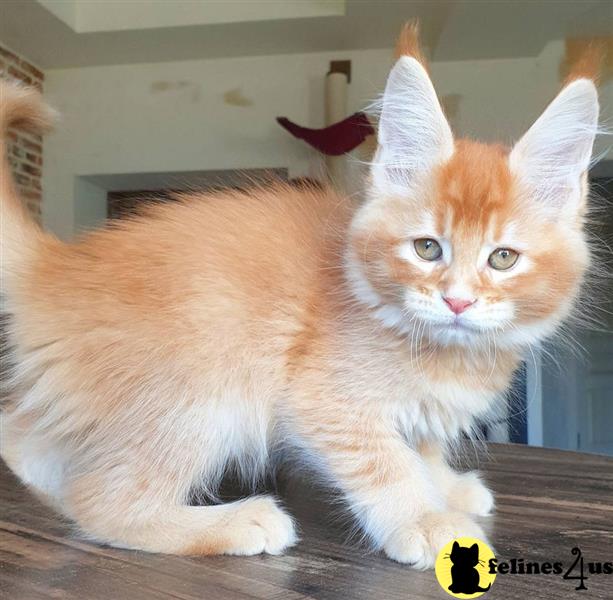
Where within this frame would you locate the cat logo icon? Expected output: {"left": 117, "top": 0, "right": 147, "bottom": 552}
{"left": 435, "top": 537, "right": 497, "bottom": 597}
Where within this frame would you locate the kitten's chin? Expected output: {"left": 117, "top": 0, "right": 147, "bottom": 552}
{"left": 426, "top": 317, "right": 560, "bottom": 350}
{"left": 426, "top": 322, "right": 484, "bottom": 347}
{"left": 369, "top": 302, "right": 549, "bottom": 350}
{"left": 410, "top": 313, "right": 513, "bottom": 348}
{"left": 369, "top": 304, "right": 490, "bottom": 348}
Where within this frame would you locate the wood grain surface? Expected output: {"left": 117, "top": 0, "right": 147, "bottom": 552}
{"left": 1, "top": 443, "right": 611, "bottom": 599}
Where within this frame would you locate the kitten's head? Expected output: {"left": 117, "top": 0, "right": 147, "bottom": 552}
{"left": 348, "top": 25, "right": 599, "bottom": 349}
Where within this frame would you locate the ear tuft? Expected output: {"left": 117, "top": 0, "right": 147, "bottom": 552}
{"left": 394, "top": 20, "right": 428, "bottom": 68}
{"left": 562, "top": 38, "right": 605, "bottom": 86}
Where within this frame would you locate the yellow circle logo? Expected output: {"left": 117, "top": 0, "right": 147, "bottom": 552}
{"left": 435, "top": 537, "right": 496, "bottom": 598}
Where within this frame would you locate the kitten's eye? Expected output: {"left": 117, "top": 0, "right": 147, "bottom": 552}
{"left": 414, "top": 238, "right": 443, "bottom": 261}
{"left": 488, "top": 248, "right": 519, "bottom": 270}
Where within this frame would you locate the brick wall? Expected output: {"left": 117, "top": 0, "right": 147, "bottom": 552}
{"left": 0, "top": 45, "right": 44, "bottom": 221}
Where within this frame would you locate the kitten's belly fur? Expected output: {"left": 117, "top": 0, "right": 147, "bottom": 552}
{"left": 2, "top": 305, "right": 507, "bottom": 504}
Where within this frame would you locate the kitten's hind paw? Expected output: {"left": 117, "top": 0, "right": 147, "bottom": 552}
{"left": 184, "top": 496, "right": 298, "bottom": 557}
{"left": 224, "top": 496, "right": 298, "bottom": 556}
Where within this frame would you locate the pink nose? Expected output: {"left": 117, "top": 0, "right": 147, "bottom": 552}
{"left": 443, "top": 297, "right": 476, "bottom": 315}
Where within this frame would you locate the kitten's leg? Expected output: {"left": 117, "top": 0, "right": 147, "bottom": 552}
{"left": 419, "top": 442, "right": 495, "bottom": 516}
{"left": 300, "top": 413, "right": 486, "bottom": 568}
{"left": 64, "top": 471, "right": 297, "bottom": 556}
{"left": 0, "top": 414, "right": 67, "bottom": 513}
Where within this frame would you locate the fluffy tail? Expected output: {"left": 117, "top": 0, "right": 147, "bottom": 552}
{"left": 1, "top": 78, "right": 56, "bottom": 275}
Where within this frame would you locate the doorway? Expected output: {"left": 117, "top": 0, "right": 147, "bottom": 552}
{"left": 540, "top": 167, "right": 613, "bottom": 455}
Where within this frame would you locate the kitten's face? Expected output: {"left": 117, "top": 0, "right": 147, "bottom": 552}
{"left": 349, "top": 55, "right": 598, "bottom": 350}
{"left": 350, "top": 140, "right": 590, "bottom": 349}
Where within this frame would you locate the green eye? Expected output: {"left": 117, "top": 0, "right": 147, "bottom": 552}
{"left": 488, "top": 248, "right": 519, "bottom": 270}
{"left": 414, "top": 238, "right": 443, "bottom": 261}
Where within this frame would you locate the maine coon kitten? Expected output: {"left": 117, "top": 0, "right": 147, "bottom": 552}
{"left": 0, "top": 24, "right": 600, "bottom": 568}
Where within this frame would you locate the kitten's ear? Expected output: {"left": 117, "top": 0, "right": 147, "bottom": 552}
{"left": 371, "top": 56, "right": 454, "bottom": 196}
{"left": 509, "top": 79, "right": 599, "bottom": 214}
{"left": 452, "top": 541, "right": 460, "bottom": 551}
{"left": 470, "top": 543, "right": 479, "bottom": 553}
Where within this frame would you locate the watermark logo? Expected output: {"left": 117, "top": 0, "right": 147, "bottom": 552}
{"left": 488, "top": 546, "right": 612, "bottom": 591}
{"left": 435, "top": 537, "right": 496, "bottom": 597}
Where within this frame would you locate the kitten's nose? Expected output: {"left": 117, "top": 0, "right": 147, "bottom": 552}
{"left": 443, "top": 296, "right": 476, "bottom": 315}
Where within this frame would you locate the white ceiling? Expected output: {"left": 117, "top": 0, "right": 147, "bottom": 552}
{"left": 37, "top": 0, "right": 346, "bottom": 33}
{"left": 1, "top": 0, "right": 611, "bottom": 70}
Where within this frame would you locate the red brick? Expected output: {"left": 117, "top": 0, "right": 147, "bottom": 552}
{"left": 14, "top": 173, "right": 31, "bottom": 187}
{"left": 20, "top": 61, "right": 44, "bottom": 82}
{"left": 7, "top": 66, "right": 32, "bottom": 86}
{"left": 25, "top": 152, "right": 42, "bottom": 165}
{"left": 21, "top": 163, "right": 41, "bottom": 177}
{"left": 3, "top": 44, "right": 45, "bottom": 209}
{"left": 0, "top": 46, "right": 20, "bottom": 63}
{"left": 20, "top": 138, "right": 42, "bottom": 154}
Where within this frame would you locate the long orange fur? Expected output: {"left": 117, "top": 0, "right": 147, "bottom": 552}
{"left": 0, "top": 24, "right": 601, "bottom": 567}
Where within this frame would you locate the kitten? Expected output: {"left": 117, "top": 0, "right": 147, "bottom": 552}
{"left": 0, "top": 23, "right": 600, "bottom": 568}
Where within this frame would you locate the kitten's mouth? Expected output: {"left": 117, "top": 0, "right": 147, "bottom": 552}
{"left": 426, "top": 318, "right": 486, "bottom": 343}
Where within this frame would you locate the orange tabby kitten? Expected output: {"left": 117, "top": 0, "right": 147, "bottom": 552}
{"left": 0, "top": 25, "right": 600, "bottom": 568}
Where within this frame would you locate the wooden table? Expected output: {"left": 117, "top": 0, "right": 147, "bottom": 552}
{"left": 1, "top": 443, "right": 611, "bottom": 599}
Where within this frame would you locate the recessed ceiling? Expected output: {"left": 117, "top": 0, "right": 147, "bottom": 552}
{"left": 1, "top": 0, "right": 611, "bottom": 69}
{"left": 37, "top": 0, "right": 346, "bottom": 33}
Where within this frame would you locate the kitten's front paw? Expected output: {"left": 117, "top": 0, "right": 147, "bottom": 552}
{"left": 383, "top": 511, "right": 486, "bottom": 569}
{"left": 448, "top": 472, "right": 495, "bottom": 516}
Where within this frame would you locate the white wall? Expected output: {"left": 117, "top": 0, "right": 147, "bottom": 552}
{"left": 42, "top": 41, "right": 612, "bottom": 238}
